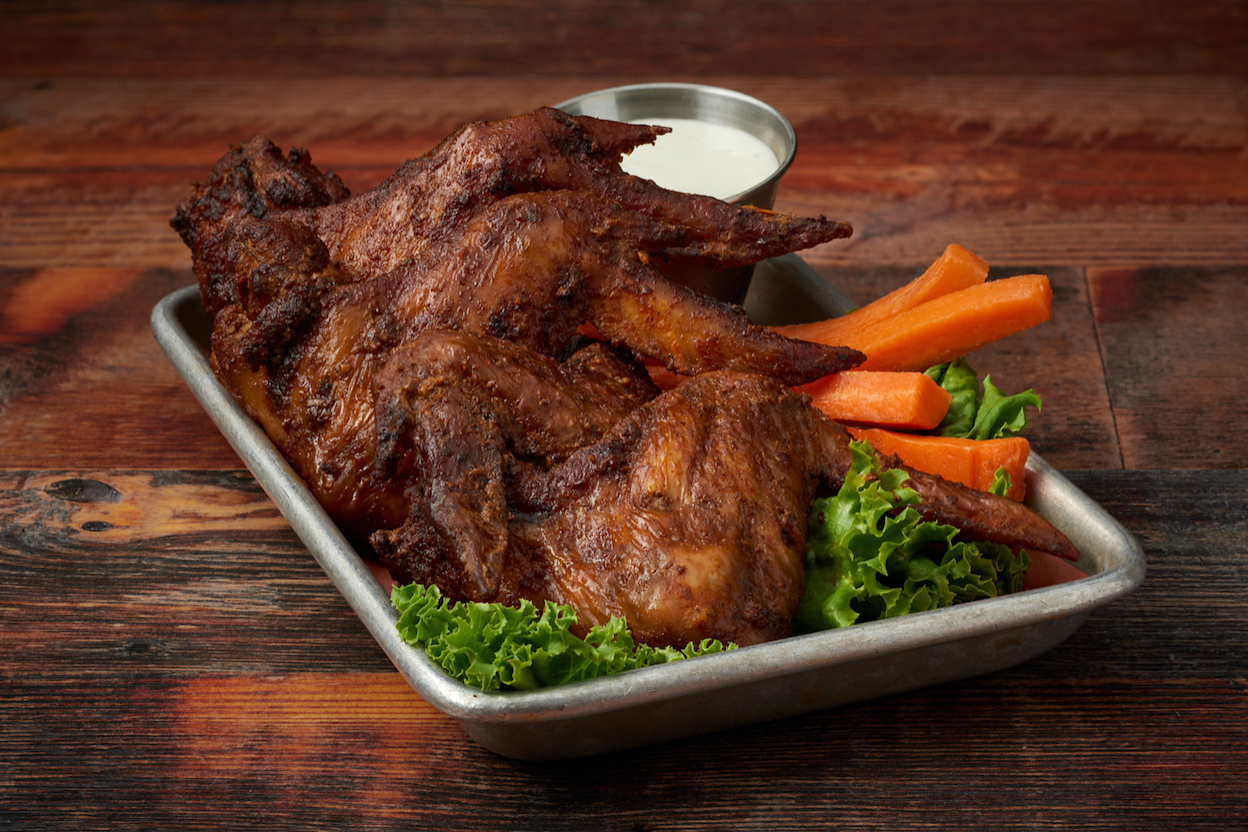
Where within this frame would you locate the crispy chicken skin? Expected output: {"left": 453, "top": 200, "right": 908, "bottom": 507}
{"left": 370, "top": 331, "right": 662, "bottom": 600}
{"left": 200, "top": 186, "right": 864, "bottom": 545}
{"left": 302, "top": 106, "right": 853, "bottom": 276}
{"left": 172, "top": 108, "right": 1077, "bottom": 649}
{"left": 374, "top": 364, "right": 839, "bottom": 646}
{"left": 499, "top": 371, "right": 851, "bottom": 646}
{"left": 171, "top": 107, "right": 854, "bottom": 293}
{"left": 373, "top": 343, "right": 1078, "bottom": 647}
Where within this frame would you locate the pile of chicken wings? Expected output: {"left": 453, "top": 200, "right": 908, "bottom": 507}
{"left": 172, "top": 108, "right": 1075, "bottom": 648}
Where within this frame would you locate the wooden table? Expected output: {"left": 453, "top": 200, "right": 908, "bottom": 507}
{"left": 3, "top": 2, "right": 1246, "bottom": 828}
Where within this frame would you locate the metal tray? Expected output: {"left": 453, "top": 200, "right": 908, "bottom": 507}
{"left": 151, "top": 254, "right": 1144, "bottom": 760}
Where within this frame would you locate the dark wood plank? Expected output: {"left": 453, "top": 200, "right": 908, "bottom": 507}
{"left": 3, "top": 77, "right": 1245, "bottom": 270}
{"left": 3, "top": 2, "right": 1245, "bottom": 825}
{"left": 4, "top": 1, "right": 1245, "bottom": 78}
{"left": 2, "top": 673, "right": 1242, "bottom": 830}
{"left": 0, "top": 169, "right": 198, "bottom": 271}
{"left": 772, "top": 75, "right": 1248, "bottom": 268}
{"left": 1046, "top": 470, "right": 1248, "bottom": 679}
{"left": 1090, "top": 266, "right": 1248, "bottom": 469}
{"left": 0, "top": 77, "right": 564, "bottom": 170}
{"left": 0, "top": 469, "right": 390, "bottom": 672}
{"left": 2, "top": 470, "right": 1244, "bottom": 829}
{"left": 0, "top": 268, "right": 241, "bottom": 468}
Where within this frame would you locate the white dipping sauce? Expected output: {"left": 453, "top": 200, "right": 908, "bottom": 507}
{"left": 619, "top": 118, "right": 780, "bottom": 201}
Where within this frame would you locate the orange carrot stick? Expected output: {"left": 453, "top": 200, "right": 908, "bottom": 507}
{"left": 1022, "top": 551, "right": 1091, "bottom": 590}
{"left": 775, "top": 244, "right": 988, "bottom": 344}
{"left": 846, "top": 426, "right": 1031, "bottom": 502}
{"left": 841, "top": 274, "right": 1053, "bottom": 372}
{"left": 798, "top": 371, "right": 952, "bottom": 431}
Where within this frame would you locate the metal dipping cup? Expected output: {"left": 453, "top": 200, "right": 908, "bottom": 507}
{"left": 555, "top": 83, "right": 799, "bottom": 302}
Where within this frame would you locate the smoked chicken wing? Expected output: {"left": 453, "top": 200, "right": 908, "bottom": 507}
{"left": 173, "top": 107, "right": 853, "bottom": 288}
{"left": 378, "top": 369, "right": 1072, "bottom": 648}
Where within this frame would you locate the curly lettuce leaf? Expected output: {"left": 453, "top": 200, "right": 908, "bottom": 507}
{"left": 971, "top": 375, "right": 1043, "bottom": 440}
{"left": 988, "top": 466, "right": 1014, "bottom": 497}
{"left": 796, "top": 441, "right": 1030, "bottom": 632}
{"left": 392, "top": 583, "right": 733, "bottom": 691}
{"left": 925, "top": 358, "right": 1042, "bottom": 439}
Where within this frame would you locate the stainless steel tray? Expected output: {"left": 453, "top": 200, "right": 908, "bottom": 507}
{"left": 151, "top": 255, "right": 1144, "bottom": 760}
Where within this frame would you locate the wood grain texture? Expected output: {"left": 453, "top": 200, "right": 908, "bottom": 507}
{"left": 0, "top": 268, "right": 240, "bottom": 468}
{"left": 2, "top": 1, "right": 1245, "bottom": 827}
{"left": 4, "top": 0, "right": 1246, "bottom": 78}
{"left": 4, "top": 675, "right": 1241, "bottom": 830}
{"left": 1089, "top": 266, "right": 1248, "bottom": 469}
{"left": 3, "top": 76, "right": 1245, "bottom": 270}
{"left": 0, "top": 469, "right": 390, "bottom": 674}
{"left": 2, "top": 471, "right": 1245, "bottom": 829}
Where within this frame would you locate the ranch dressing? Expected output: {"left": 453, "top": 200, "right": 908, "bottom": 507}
{"left": 620, "top": 118, "right": 780, "bottom": 201}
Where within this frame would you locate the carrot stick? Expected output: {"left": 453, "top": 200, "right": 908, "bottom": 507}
{"left": 846, "top": 426, "right": 1031, "bottom": 502}
{"left": 775, "top": 244, "right": 988, "bottom": 344}
{"left": 1022, "top": 551, "right": 1090, "bottom": 590}
{"left": 798, "top": 371, "right": 952, "bottom": 431}
{"left": 837, "top": 274, "right": 1053, "bottom": 372}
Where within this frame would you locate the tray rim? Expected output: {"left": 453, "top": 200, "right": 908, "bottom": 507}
{"left": 150, "top": 264, "right": 1145, "bottom": 744}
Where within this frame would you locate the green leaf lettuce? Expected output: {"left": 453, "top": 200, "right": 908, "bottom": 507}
{"left": 391, "top": 583, "right": 733, "bottom": 691}
{"left": 925, "top": 358, "right": 1042, "bottom": 439}
{"left": 796, "top": 441, "right": 1030, "bottom": 632}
